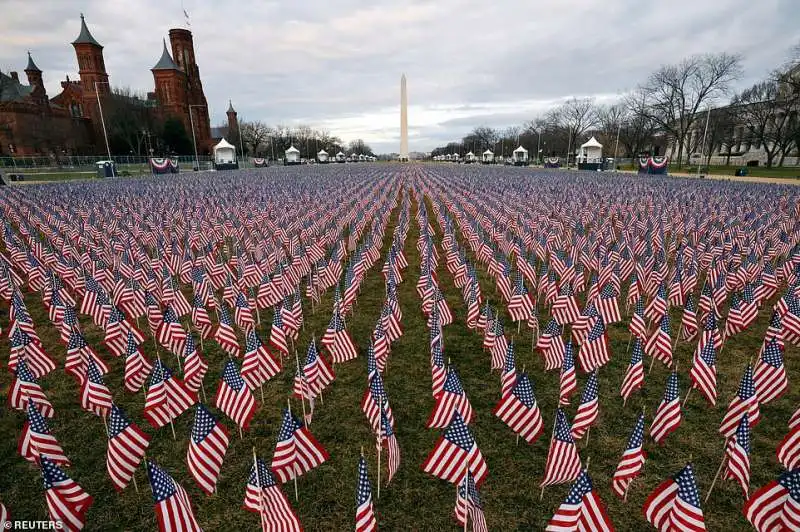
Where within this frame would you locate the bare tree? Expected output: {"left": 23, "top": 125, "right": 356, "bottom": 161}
{"left": 640, "top": 53, "right": 742, "bottom": 167}
{"left": 732, "top": 80, "right": 796, "bottom": 167}
{"left": 240, "top": 120, "right": 270, "bottom": 156}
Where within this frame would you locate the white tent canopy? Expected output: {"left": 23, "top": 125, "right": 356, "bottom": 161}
{"left": 482, "top": 149, "right": 494, "bottom": 162}
{"left": 317, "top": 149, "right": 329, "bottom": 162}
{"left": 285, "top": 145, "right": 300, "bottom": 163}
{"left": 512, "top": 145, "right": 528, "bottom": 163}
{"left": 578, "top": 136, "right": 603, "bottom": 163}
{"left": 213, "top": 138, "right": 236, "bottom": 164}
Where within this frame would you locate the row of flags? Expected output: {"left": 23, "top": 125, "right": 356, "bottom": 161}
{"left": 1, "top": 166, "right": 799, "bottom": 529}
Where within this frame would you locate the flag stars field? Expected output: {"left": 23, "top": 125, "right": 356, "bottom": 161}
{"left": 0, "top": 164, "right": 798, "bottom": 530}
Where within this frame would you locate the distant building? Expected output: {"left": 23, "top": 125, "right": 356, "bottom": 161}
{"left": 0, "top": 14, "right": 214, "bottom": 157}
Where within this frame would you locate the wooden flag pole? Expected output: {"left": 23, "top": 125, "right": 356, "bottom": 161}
{"left": 377, "top": 423, "right": 382, "bottom": 499}
{"left": 625, "top": 330, "right": 633, "bottom": 355}
{"left": 463, "top": 460, "right": 469, "bottom": 532}
{"left": 705, "top": 441, "right": 729, "bottom": 503}
{"left": 540, "top": 408, "right": 559, "bottom": 501}
{"left": 288, "top": 398, "right": 299, "bottom": 501}
{"left": 294, "top": 348, "right": 307, "bottom": 423}
{"left": 682, "top": 387, "right": 693, "bottom": 407}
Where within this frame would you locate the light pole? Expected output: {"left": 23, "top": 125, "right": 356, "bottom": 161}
{"left": 613, "top": 122, "right": 621, "bottom": 171}
{"left": 536, "top": 130, "right": 541, "bottom": 165}
{"left": 94, "top": 81, "right": 114, "bottom": 176}
{"left": 188, "top": 104, "right": 205, "bottom": 171}
{"left": 697, "top": 108, "right": 711, "bottom": 179}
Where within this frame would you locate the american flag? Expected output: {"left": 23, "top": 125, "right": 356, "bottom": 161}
{"left": 552, "top": 284, "right": 581, "bottom": 325}
{"left": 540, "top": 409, "right": 582, "bottom": 487}
{"left": 579, "top": 316, "right": 610, "bottom": 372}
{"left": 719, "top": 362, "right": 761, "bottom": 438}
{"left": 500, "top": 340, "right": 517, "bottom": 398}
{"left": 427, "top": 366, "right": 474, "bottom": 428}
{"left": 620, "top": 337, "right": 645, "bottom": 402}
{"left": 143, "top": 359, "right": 197, "bottom": 429}
{"left": 321, "top": 305, "right": 358, "bottom": 363}
{"left": 0, "top": 502, "right": 7, "bottom": 530}
{"left": 183, "top": 334, "right": 208, "bottom": 394}
{"left": 40, "top": 455, "right": 94, "bottom": 531}
{"left": 79, "top": 354, "right": 113, "bottom": 417}
{"left": 508, "top": 273, "right": 535, "bottom": 322}
{"left": 681, "top": 293, "right": 698, "bottom": 341}
{"left": 645, "top": 282, "right": 668, "bottom": 323}
{"left": 650, "top": 369, "right": 682, "bottom": 445}
{"left": 377, "top": 402, "right": 400, "bottom": 485}
{"left": 743, "top": 468, "right": 800, "bottom": 532}
{"left": 790, "top": 406, "right": 800, "bottom": 430}
{"left": 430, "top": 320, "right": 447, "bottom": 398}
{"left": 645, "top": 313, "right": 672, "bottom": 367}
{"left": 241, "top": 329, "right": 280, "bottom": 391}
{"left": 571, "top": 370, "right": 599, "bottom": 440}
{"left": 546, "top": 469, "right": 614, "bottom": 532}
{"left": 612, "top": 412, "right": 646, "bottom": 498}
{"left": 362, "top": 370, "right": 395, "bottom": 434}
{"left": 753, "top": 337, "right": 788, "bottom": 404}
{"left": 18, "top": 400, "right": 70, "bottom": 465}
{"left": 156, "top": 305, "right": 187, "bottom": 356}
{"left": 191, "top": 295, "right": 214, "bottom": 339}
{"left": 559, "top": 341, "right": 577, "bottom": 406}
{"left": 65, "top": 329, "right": 109, "bottom": 385}
{"left": 215, "top": 304, "right": 241, "bottom": 357}
{"left": 147, "top": 460, "right": 203, "bottom": 532}
{"left": 538, "top": 318, "right": 566, "bottom": 371}
{"left": 187, "top": 404, "right": 230, "bottom": 495}
{"left": 493, "top": 371, "right": 544, "bottom": 444}
{"left": 214, "top": 359, "right": 257, "bottom": 430}
{"left": 643, "top": 463, "right": 705, "bottom": 532}
{"left": 8, "top": 358, "right": 54, "bottom": 418}
{"left": 271, "top": 408, "right": 329, "bottom": 483}
{"left": 355, "top": 456, "right": 378, "bottom": 532}
{"left": 244, "top": 456, "right": 302, "bottom": 532}
{"left": 724, "top": 413, "right": 751, "bottom": 498}
{"left": 233, "top": 291, "right": 256, "bottom": 330}
{"left": 597, "top": 283, "right": 621, "bottom": 324}
{"left": 422, "top": 411, "right": 488, "bottom": 487}
{"left": 688, "top": 340, "right": 718, "bottom": 405}
{"left": 123, "top": 330, "right": 152, "bottom": 393}
{"left": 454, "top": 471, "right": 488, "bottom": 532}
{"left": 777, "top": 421, "right": 800, "bottom": 471}
{"left": 629, "top": 296, "right": 647, "bottom": 340}
{"left": 9, "top": 326, "right": 55, "bottom": 379}
{"left": 298, "top": 339, "right": 335, "bottom": 399}
{"left": 372, "top": 319, "right": 390, "bottom": 373}
{"left": 106, "top": 404, "right": 150, "bottom": 492}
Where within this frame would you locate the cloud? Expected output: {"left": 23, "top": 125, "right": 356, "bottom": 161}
{"left": 1, "top": 0, "right": 797, "bottom": 153}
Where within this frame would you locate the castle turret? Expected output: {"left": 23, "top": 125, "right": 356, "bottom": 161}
{"left": 24, "top": 52, "right": 49, "bottom": 109}
{"left": 72, "top": 14, "right": 109, "bottom": 127}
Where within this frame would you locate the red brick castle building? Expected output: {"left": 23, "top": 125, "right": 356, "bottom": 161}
{"left": 0, "top": 14, "right": 213, "bottom": 157}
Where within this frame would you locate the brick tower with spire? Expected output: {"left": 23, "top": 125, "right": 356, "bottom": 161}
{"left": 226, "top": 100, "right": 239, "bottom": 146}
{"left": 71, "top": 13, "right": 109, "bottom": 127}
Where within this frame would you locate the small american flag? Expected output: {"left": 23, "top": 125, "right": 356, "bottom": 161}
{"left": 427, "top": 366, "right": 474, "bottom": 428}
{"left": 147, "top": 460, "right": 203, "bottom": 532}
{"left": 183, "top": 334, "right": 208, "bottom": 394}
{"left": 559, "top": 341, "right": 577, "bottom": 406}
{"left": 753, "top": 337, "right": 788, "bottom": 404}
{"left": 500, "top": 340, "right": 517, "bottom": 398}
{"left": 322, "top": 305, "right": 358, "bottom": 363}
{"left": 271, "top": 408, "right": 329, "bottom": 483}
{"left": 645, "top": 313, "right": 672, "bottom": 367}
{"left": 571, "top": 371, "right": 599, "bottom": 440}
{"left": 355, "top": 456, "right": 378, "bottom": 532}
{"left": 9, "top": 358, "right": 54, "bottom": 418}
{"left": 244, "top": 456, "right": 302, "bottom": 531}
{"left": 377, "top": 402, "right": 400, "bottom": 485}
{"left": 19, "top": 400, "right": 70, "bottom": 465}
{"left": 40, "top": 455, "right": 93, "bottom": 531}
{"left": 107, "top": 404, "right": 150, "bottom": 492}
{"left": 156, "top": 305, "right": 187, "bottom": 356}
{"left": 241, "top": 329, "right": 280, "bottom": 391}
{"left": 79, "top": 354, "right": 113, "bottom": 417}
{"left": 743, "top": 468, "right": 800, "bottom": 532}
{"left": 650, "top": 369, "right": 682, "bottom": 445}
{"left": 538, "top": 318, "right": 566, "bottom": 371}
{"left": 422, "top": 411, "right": 488, "bottom": 487}
{"left": 214, "top": 359, "right": 257, "bottom": 430}
{"left": 724, "top": 413, "right": 751, "bottom": 497}
{"left": 455, "top": 471, "right": 488, "bottom": 532}
{"left": 777, "top": 419, "right": 800, "bottom": 471}
{"left": 215, "top": 304, "right": 241, "bottom": 357}
{"left": 493, "top": 371, "right": 544, "bottom": 444}
{"left": 719, "top": 362, "right": 761, "bottom": 437}
{"left": 620, "top": 337, "right": 645, "bottom": 402}
{"left": 540, "top": 409, "right": 582, "bottom": 487}
{"left": 546, "top": 469, "right": 613, "bottom": 532}
{"left": 187, "top": 404, "right": 230, "bottom": 495}
{"left": 611, "top": 412, "right": 646, "bottom": 498}
{"left": 643, "top": 463, "right": 705, "bottom": 532}
{"left": 689, "top": 340, "right": 718, "bottom": 405}
{"left": 579, "top": 316, "right": 610, "bottom": 372}
{"left": 123, "top": 330, "right": 152, "bottom": 393}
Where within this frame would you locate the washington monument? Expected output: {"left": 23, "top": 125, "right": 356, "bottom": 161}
{"left": 400, "top": 74, "right": 409, "bottom": 161}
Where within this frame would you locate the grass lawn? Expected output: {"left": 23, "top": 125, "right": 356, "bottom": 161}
{"left": 0, "top": 172, "right": 796, "bottom": 530}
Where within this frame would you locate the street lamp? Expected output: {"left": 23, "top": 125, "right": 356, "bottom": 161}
{"left": 188, "top": 104, "right": 205, "bottom": 171}
{"left": 94, "top": 80, "right": 114, "bottom": 176}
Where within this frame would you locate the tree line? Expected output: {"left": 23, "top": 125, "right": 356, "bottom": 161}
{"left": 432, "top": 45, "right": 800, "bottom": 168}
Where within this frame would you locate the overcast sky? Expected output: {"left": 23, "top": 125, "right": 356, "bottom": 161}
{"left": 1, "top": 0, "right": 798, "bottom": 153}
